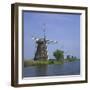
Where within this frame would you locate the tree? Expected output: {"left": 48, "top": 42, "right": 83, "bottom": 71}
{"left": 66, "top": 55, "right": 77, "bottom": 62}
{"left": 67, "top": 55, "right": 70, "bottom": 59}
{"left": 53, "top": 49, "right": 64, "bottom": 61}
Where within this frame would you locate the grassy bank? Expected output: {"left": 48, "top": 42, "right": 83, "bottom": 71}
{"left": 24, "top": 60, "right": 63, "bottom": 67}
{"left": 24, "top": 59, "right": 80, "bottom": 67}
{"left": 64, "top": 58, "right": 80, "bottom": 63}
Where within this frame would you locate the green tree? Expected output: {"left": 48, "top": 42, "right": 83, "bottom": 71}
{"left": 53, "top": 49, "right": 64, "bottom": 61}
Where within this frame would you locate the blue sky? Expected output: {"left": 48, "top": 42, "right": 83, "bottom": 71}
{"left": 23, "top": 11, "right": 80, "bottom": 60}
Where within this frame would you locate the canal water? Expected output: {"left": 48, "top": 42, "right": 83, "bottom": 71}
{"left": 23, "top": 61, "right": 80, "bottom": 77}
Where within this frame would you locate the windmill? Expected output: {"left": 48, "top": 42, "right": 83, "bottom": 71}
{"left": 32, "top": 24, "right": 58, "bottom": 61}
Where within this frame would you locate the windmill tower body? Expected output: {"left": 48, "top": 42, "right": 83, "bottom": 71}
{"left": 34, "top": 38, "right": 48, "bottom": 60}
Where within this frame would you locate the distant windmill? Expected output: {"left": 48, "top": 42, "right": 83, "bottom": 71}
{"left": 32, "top": 24, "right": 58, "bottom": 61}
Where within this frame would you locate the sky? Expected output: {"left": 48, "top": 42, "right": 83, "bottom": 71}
{"left": 23, "top": 11, "right": 80, "bottom": 60}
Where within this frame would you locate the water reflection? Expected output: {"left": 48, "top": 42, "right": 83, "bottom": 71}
{"left": 35, "top": 65, "right": 47, "bottom": 76}
{"left": 23, "top": 61, "right": 80, "bottom": 77}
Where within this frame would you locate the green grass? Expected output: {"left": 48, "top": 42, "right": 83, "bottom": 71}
{"left": 64, "top": 58, "right": 80, "bottom": 63}
{"left": 24, "top": 60, "right": 65, "bottom": 67}
{"left": 24, "top": 59, "right": 80, "bottom": 67}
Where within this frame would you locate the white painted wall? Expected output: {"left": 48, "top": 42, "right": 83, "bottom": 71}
{"left": 0, "top": 0, "right": 89, "bottom": 90}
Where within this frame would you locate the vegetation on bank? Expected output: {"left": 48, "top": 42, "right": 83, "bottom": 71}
{"left": 24, "top": 49, "right": 80, "bottom": 67}
{"left": 24, "top": 59, "right": 79, "bottom": 67}
{"left": 53, "top": 49, "right": 64, "bottom": 62}
{"left": 24, "top": 60, "right": 64, "bottom": 67}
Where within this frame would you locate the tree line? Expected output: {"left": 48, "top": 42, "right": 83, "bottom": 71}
{"left": 53, "top": 49, "right": 79, "bottom": 62}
